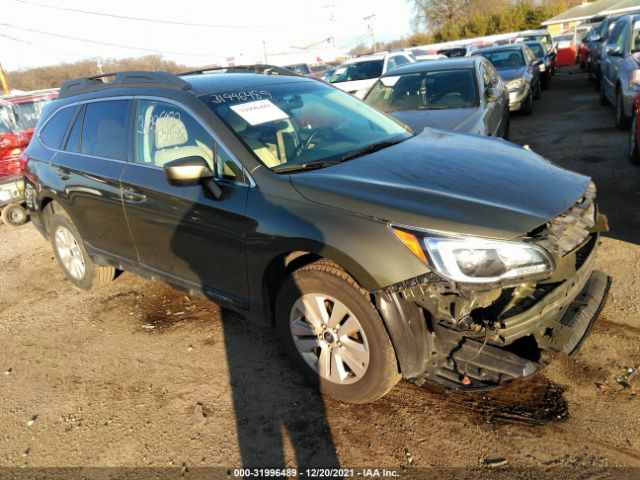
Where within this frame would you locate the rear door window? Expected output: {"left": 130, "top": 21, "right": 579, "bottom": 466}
{"left": 81, "top": 100, "right": 129, "bottom": 160}
{"left": 40, "top": 106, "right": 76, "bottom": 149}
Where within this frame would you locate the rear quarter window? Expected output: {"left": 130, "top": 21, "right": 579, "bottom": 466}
{"left": 39, "top": 106, "right": 76, "bottom": 149}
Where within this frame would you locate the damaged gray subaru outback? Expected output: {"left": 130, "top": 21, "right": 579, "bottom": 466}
{"left": 24, "top": 70, "right": 610, "bottom": 404}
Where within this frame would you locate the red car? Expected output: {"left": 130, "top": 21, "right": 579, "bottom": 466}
{"left": 3, "top": 89, "right": 58, "bottom": 144}
{"left": 553, "top": 33, "right": 576, "bottom": 67}
{"left": 0, "top": 99, "right": 26, "bottom": 180}
{"left": 629, "top": 93, "right": 640, "bottom": 163}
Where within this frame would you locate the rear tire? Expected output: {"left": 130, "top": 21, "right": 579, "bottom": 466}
{"left": 1, "top": 203, "right": 28, "bottom": 227}
{"left": 275, "top": 260, "right": 400, "bottom": 403}
{"left": 46, "top": 208, "right": 115, "bottom": 290}
{"left": 629, "top": 113, "right": 640, "bottom": 164}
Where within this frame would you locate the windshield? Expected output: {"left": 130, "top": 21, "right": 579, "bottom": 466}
{"left": 285, "top": 64, "right": 311, "bottom": 76}
{"left": 365, "top": 69, "right": 479, "bottom": 112}
{"left": 0, "top": 103, "right": 18, "bottom": 135}
{"left": 205, "top": 80, "right": 410, "bottom": 172}
{"left": 12, "top": 97, "right": 54, "bottom": 129}
{"left": 526, "top": 43, "right": 545, "bottom": 58}
{"left": 329, "top": 60, "right": 384, "bottom": 83}
{"left": 482, "top": 50, "right": 525, "bottom": 69}
{"left": 632, "top": 20, "right": 640, "bottom": 52}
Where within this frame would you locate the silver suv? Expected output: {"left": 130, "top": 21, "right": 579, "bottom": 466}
{"left": 599, "top": 14, "right": 640, "bottom": 128}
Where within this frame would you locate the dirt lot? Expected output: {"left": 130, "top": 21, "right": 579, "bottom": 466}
{"left": 1, "top": 68, "right": 639, "bottom": 478}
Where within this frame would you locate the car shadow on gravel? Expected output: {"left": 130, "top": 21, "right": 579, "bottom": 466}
{"left": 168, "top": 198, "right": 341, "bottom": 469}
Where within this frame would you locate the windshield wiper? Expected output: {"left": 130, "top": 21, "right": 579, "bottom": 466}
{"left": 340, "top": 137, "right": 408, "bottom": 162}
{"left": 272, "top": 161, "right": 342, "bottom": 174}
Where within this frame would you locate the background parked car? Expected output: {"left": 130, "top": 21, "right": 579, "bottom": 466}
{"left": 579, "top": 23, "right": 602, "bottom": 70}
{"left": 553, "top": 33, "right": 577, "bottom": 67}
{"left": 524, "top": 40, "right": 554, "bottom": 89}
{"left": 516, "top": 29, "right": 554, "bottom": 53}
{"left": 328, "top": 52, "right": 415, "bottom": 98}
{"left": 2, "top": 88, "right": 58, "bottom": 143}
{"left": 472, "top": 44, "right": 542, "bottom": 115}
{"left": 284, "top": 63, "right": 314, "bottom": 77}
{"left": 363, "top": 57, "right": 509, "bottom": 138}
{"left": 0, "top": 99, "right": 26, "bottom": 180}
{"left": 599, "top": 14, "right": 640, "bottom": 129}
{"left": 589, "top": 15, "right": 621, "bottom": 85}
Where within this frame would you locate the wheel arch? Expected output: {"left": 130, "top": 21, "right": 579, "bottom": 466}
{"left": 259, "top": 243, "right": 378, "bottom": 325}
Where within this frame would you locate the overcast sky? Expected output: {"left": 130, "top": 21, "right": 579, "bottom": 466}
{"left": 1, "top": 0, "right": 415, "bottom": 71}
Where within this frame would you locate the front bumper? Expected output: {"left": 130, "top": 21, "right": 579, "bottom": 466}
{"left": 423, "top": 269, "right": 610, "bottom": 390}
{"left": 376, "top": 185, "right": 610, "bottom": 390}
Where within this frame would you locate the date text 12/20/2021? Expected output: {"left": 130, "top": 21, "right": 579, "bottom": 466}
{"left": 230, "top": 468, "right": 401, "bottom": 478}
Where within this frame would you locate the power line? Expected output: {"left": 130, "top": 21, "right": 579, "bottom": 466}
{"left": 0, "top": 23, "right": 226, "bottom": 59}
{"left": 0, "top": 31, "right": 92, "bottom": 59}
{"left": 10, "top": 0, "right": 327, "bottom": 30}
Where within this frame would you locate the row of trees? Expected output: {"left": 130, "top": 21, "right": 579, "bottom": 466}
{"left": 349, "top": 0, "right": 581, "bottom": 55}
{"left": 6, "top": 55, "right": 193, "bottom": 91}
{"left": 411, "top": 0, "right": 582, "bottom": 43}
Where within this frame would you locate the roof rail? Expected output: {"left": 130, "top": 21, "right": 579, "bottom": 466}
{"left": 59, "top": 71, "right": 191, "bottom": 98}
{"left": 179, "top": 64, "right": 301, "bottom": 77}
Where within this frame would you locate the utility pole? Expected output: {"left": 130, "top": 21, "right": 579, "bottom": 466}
{"left": 363, "top": 14, "right": 376, "bottom": 52}
{"left": 0, "top": 63, "right": 10, "bottom": 94}
{"left": 262, "top": 41, "right": 268, "bottom": 64}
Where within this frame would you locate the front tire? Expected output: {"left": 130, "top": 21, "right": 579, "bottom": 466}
{"left": 521, "top": 92, "right": 533, "bottom": 116}
{"left": 47, "top": 209, "right": 115, "bottom": 290}
{"left": 533, "top": 81, "right": 541, "bottom": 99}
{"left": 275, "top": 260, "right": 400, "bottom": 403}
{"left": 616, "top": 90, "right": 629, "bottom": 130}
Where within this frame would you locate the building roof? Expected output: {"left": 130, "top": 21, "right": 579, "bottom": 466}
{"left": 541, "top": 0, "right": 628, "bottom": 26}
{"left": 601, "top": 0, "right": 640, "bottom": 15}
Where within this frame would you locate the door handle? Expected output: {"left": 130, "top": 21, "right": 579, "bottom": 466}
{"left": 122, "top": 188, "right": 147, "bottom": 204}
{"left": 57, "top": 167, "right": 71, "bottom": 180}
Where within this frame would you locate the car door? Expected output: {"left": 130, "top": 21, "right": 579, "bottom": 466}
{"left": 524, "top": 47, "right": 540, "bottom": 91}
{"left": 47, "top": 100, "right": 137, "bottom": 260}
{"left": 481, "top": 60, "right": 507, "bottom": 137}
{"left": 602, "top": 20, "right": 626, "bottom": 101}
{"left": 119, "top": 98, "right": 251, "bottom": 308}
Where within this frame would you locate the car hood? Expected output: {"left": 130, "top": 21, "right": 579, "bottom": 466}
{"left": 497, "top": 67, "right": 527, "bottom": 82}
{"left": 290, "top": 129, "right": 590, "bottom": 240}
{"left": 390, "top": 108, "right": 483, "bottom": 135}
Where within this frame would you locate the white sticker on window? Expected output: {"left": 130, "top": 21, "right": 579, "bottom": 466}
{"left": 229, "top": 99, "right": 289, "bottom": 126}
{"left": 334, "top": 67, "right": 347, "bottom": 75}
{"left": 381, "top": 76, "right": 401, "bottom": 87}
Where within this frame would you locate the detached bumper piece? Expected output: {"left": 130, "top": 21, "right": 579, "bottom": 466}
{"left": 422, "top": 270, "right": 610, "bottom": 390}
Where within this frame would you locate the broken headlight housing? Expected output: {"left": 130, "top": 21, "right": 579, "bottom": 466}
{"left": 392, "top": 226, "right": 554, "bottom": 284}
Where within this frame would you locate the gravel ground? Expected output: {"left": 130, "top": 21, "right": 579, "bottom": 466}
{"left": 0, "top": 67, "right": 639, "bottom": 478}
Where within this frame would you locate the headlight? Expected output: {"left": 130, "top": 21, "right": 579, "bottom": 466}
{"left": 391, "top": 226, "right": 554, "bottom": 284}
{"left": 630, "top": 70, "right": 640, "bottom": 87}
{"left": 539, "top": 63, "right": 546, "bottom": 72}
{"left": 506, "top": 78, "right": 526, "bottom": 91}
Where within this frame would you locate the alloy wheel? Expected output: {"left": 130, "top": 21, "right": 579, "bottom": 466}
{"left": 289, "top": 293, "right": 370, "bottom": 385}
{"left": 54, "top": 226, "right": 86, "bottom": 280}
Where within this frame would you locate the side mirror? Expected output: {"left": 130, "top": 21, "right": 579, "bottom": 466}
{"left": 486, "top": 87, "right": 502, "bottom": 101}
{"left": 606, "top": 44, "right": 623, "bottom": 56}
{"left": 163, "top": 155, "right": 221, "bottom": 198}
{"left": 592, "top": 34, "right": 602, "bottom": 42}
